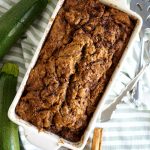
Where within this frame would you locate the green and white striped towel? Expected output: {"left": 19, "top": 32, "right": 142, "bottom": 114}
{"left": 1, "top": 0, "right": 150, "bottom": 150}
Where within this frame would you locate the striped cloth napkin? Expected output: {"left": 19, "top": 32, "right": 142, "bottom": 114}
{"left": 1, "top": 0, "right": 150, "bottom": 150}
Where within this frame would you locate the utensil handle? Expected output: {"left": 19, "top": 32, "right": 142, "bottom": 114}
{"left": 24, "top": 128, "right": 61, "bottom": 150}
{"left": 133, "top": 37, "right": 145, "bottom": 102}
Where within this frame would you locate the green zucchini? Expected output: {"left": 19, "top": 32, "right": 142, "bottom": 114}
{"left": 0, "top": 63, "right": 20, "bottom": 150}
{"left": 0, "top": 0, "right": 48, "bottom": 59}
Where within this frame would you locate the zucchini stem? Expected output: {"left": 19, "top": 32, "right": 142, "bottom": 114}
{"left": 1, "top": 63, "right": 19, "bottom": 77}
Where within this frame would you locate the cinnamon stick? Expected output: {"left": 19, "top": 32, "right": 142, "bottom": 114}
{"left": 92, "top": 128, "right": 103, "bottom": 150}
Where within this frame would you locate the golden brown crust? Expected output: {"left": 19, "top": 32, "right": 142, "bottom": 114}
{"left": 16, "top": 0, "right": 135, "bottom": 142}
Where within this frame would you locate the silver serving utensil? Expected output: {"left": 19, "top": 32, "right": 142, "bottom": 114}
{"left": 100, "top": 63, "right": 150, "bottom": 122}
{"left": 130, "top": 0, "right": 150, "bottom": 104}
{"left": 100, "top": 38, "right": 150, "bottom": 122}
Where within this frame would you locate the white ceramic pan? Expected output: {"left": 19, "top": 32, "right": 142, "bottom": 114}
{"left": 8, "top": 0, "right": 142, "bottom": 150}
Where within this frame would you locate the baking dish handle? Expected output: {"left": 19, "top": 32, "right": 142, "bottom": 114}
{"left": 24, "top": 128, "right": 61, "bottom": 150}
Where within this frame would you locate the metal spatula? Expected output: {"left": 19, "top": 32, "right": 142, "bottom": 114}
{"left": 130, "top": 0, "right": 150, "bottom": 105}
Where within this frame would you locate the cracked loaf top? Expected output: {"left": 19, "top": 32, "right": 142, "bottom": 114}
{"left": 16, "top": 0, "right": 135, "bottom": 142}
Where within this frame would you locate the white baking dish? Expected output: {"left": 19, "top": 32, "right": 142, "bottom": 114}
{"left": 8, "top": 0, "right": 142, "bottom": 150}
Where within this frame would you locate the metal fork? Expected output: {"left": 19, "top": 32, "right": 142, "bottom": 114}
{"left": 130, "top": 0, "right": 150, "bottom": 105}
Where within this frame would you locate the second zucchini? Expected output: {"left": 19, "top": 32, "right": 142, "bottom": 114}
{"left": 0, "top": 63, "right": 20, "bottom": 150}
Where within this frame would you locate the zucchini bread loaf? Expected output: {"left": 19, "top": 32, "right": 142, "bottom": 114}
{"left": 16, "top": 0, "right": 135, "bottom": 142}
